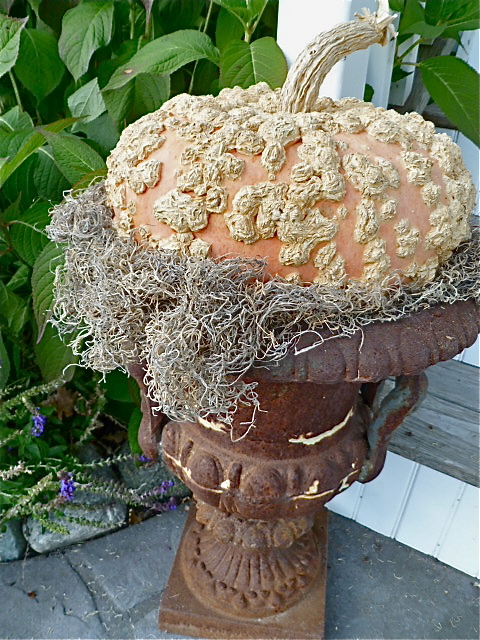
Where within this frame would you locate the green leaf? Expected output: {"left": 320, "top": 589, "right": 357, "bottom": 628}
{"left": 104, "top": 369, "right": 131, "bottom": 402}
{"left": 131, "top": 72, "right": 170, "bottom": 117}
{"left": 400, "top": 20, "right": 446, "bottom": 38}
{"left": 213, "top": 0, "right": 266, "bottom": 32}
{"left": 0, "top": 330, "right": 10, "bottom": 390}
{"left": 42, "top": 132, "right": 106, "bottom": 184}
{"left": 70, "top": 168, "right": 107, "bottom": 195}
{"left": 31, "top": 240, "right": 64, "bottom": 338}
{"left": 34, "top": 147, "right": 70, "bottom": 202}
{"left": 2, "top": 154, "right": 38, "bottom": 207}
{"left": 0, "top": 14, "right": 28, "bottom": 79}
{"left": 418, "top": 56, "right": 479, "bottom": 146}
{"left": 34, "top": 322, "right": 76, "bottom": 382}
{"left": 0, "top": 106, "right": 33, "bottom": 134}
{"left": 103, "top": 72, "right": 170, "bottom": 125}
{"left": 15, "top": 29, "right": 65, "bottom": 102}
{"left": 104, "top": 29, "right": 219, "bottom": 91}
{"left": 215, "top": 7, "right": 244, "bottom": 52}
{"left": 68, "top": 78, "right": 106, "bottom": 124}
{"left": 128, "top": 407, "right": 143, "bottom": 455}
{"left": 425, "top": 0, "right": 479, "bottom": 37}
{"left": 0, "top": 118, "right": 76, "bottom": 188}
{"left": 190, "top": 58, "right": 220, "bottom": 96}
{"left": 58, "top": 1, "right": 114, "bottom": 81}
{"left": 0, "top": 281, "right": 28, "bottom": 335}
{"left": 7, "top": 263, "right": 30, "bottom": 291}
{"left": 398, "top": 0, "right": 426, "bottom": 35}
{"left": 220, "top": 37, "right": 287, "bottom": 89}
{"left": 71, "top": 113, "right": 119, "bottom": 156}
{"left": 9, "top": 201, "right": 51, "bottom": 266}
{"left": 103, "top": 80, "right": 135, "bottom": 125}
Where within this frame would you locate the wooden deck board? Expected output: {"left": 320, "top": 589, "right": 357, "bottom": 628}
{"left": 388, "top": 360, "right": 479, "bottom": 487}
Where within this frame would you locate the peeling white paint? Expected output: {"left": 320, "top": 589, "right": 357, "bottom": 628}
{"left": 288, "top": 407, "right": 354, "bottom": 445}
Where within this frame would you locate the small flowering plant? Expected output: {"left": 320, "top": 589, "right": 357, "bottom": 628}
{"left": 0, "top": 373, "right": 106, "bottom": 531}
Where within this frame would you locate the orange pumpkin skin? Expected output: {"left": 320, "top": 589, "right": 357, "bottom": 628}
{"left": 105, "top": 84, "right": 475, "bottom": 287}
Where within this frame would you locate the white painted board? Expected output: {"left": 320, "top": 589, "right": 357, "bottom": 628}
{"left": 436, "top": 483, "right": 480, "bottom": 578}
{"left": 394, "top": 466, "right": 464, "bottom": 557}
{"left": 355, "top": 452, "right": 418, "bottom": 537}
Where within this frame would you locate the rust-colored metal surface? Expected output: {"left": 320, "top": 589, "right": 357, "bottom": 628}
{"left": 162, "top": 381, "right": 369, "bottom": 520}
{"left": 158, "top": 505, "right": 328, "bottom": 639}
{"left": 252, "top": 299, "right": 480, "bottom": 384}
{"left": 155, "top": 300, "right": 479, "bottom": 638}
{"left": 128, "top": 363, "right": 164, "bottom": 460}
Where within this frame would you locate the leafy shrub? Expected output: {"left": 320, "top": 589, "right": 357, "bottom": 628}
{"left": 0, "top": 0, "right": 285, "bottom": 531}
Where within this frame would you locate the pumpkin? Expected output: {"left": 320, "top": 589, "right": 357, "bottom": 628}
{"left": 104, "top": 12, "right": 475, "bottom": 289}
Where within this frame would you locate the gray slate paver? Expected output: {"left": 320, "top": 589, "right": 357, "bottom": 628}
{"left": 64, "top": 507, "right": 185, "bottom": 612}
{"left": 0, "top": 504, "right": 478, "bottom": 640}
{"left": 0, "top": 552, "right": 104, "bottom": 639}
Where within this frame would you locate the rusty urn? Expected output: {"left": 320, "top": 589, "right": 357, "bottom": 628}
{"left": 47, "top": 9, "right": 479, "bottom": 640}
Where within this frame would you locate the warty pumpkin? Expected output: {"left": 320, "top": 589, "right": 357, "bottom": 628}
{"left": 104, "top": 11, "right": 476, "bottom": 289}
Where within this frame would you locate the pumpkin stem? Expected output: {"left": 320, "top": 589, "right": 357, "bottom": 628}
{"left": 280, "top": 9, "right": 396, "bottom": 113}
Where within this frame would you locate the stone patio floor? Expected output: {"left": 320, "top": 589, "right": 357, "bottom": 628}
{"left": 0, "top": 504, "right": 478, "bottom": 640}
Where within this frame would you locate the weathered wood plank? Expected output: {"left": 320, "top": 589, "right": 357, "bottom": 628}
{"left": 388, "top": 360, "right": 479, "bottom": 487}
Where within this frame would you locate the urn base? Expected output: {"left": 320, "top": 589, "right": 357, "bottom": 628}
{"left": 158, "top": 505, "right": 328, "bottom": 639}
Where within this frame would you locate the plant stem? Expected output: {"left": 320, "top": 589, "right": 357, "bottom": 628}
{"left": 9, "top": 71, "right": 23, "bottom": 111}
{"left": 396, "top": 37, "right": 425, "bottom": 66}
{"left": 244, "top": 0, "right": 267, "bottom": 43}
{"left": 188, "top": 0, "right": 215, "bottom": 95}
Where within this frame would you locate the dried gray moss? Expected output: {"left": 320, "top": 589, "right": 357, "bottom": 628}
{"left": 47, "top": 182, "right": 479, "bottom": 426}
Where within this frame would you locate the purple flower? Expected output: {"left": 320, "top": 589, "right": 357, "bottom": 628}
{"left": 167, "top": 497, "right": 177, "bottom": 511}
{"left": 58, "top": 472, "right": 75, "bottom": 502}
{"left": 138, "top": 455, "right": 152, "bottom": 463}
{"left": 31, "top": 410, "right": 46, "bottom": 437}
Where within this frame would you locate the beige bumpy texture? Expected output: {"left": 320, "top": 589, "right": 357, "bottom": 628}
{"left": 105, "top": 82, "right": 475, "bottom": 288}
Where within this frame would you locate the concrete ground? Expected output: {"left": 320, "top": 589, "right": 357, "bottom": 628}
{"left": 0, "top": 504, "right": 478, "bottom": 640}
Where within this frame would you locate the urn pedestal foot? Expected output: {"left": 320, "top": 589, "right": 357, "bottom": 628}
{"left": 158, "top": 505, "right": 329, "bottom": 640}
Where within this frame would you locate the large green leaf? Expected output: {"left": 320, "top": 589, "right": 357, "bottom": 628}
{"left": 34, "top": 147, "right": 70, "bottom": 201}
{"left": 58, "top": 1, "right": 114, "bottom": 81}
{"left": 31, "top": 240, "right": 64, "bottom": 338}
{"left": 34, "top": 322, "right": 76, "bottom": 382}
{"left": 0, "top": 118, "right": 76, "bottom": 188}
{"left": 220, "top": 36, "right": 287, "bottom": 89}
{"left": 104, "top": 29, "right": 219, "bottom": 91}
{"left": 131, "top": 72, "right": 170, "bottom": 118}
{"left": 418, "top": 56, "right": 479, "bottom": 147}
{"left": 425, "top": 0, "right": 479, "bottom": 38}
{"left": 15, "top": 29, "right": 65, "bottom": 102}
{"left": 2, "top": 154, "right": 38, "bottom": 208}
{"left": 215, "top": 8, "right": 244, "bottom": 52}
{"left": 41, "top": 132, "right": 106, "bottom": 184}
{"left": 0, "top": 14, "right": 27, "bottom": 79}
{"left": 68, "top": 78, "right": 106, "bottom": 124}
{"left": 9, "top": 201, "right": 51, "bottom": 266}
{"left": 0, "top": 329, "right": 9, "bottom": 390}
{"left": 71, "top": 113, "right": 119, "bottom": 156}
{"left": 104, "top": 72, "right": 170, "bottom": 125}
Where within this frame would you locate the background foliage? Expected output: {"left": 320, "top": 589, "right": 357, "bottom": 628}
{"left": 0, "top": 0, "right": 283, "bottom": 527}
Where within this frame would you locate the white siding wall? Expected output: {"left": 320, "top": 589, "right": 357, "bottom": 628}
{"left": 277, "top": 0, "right": 480, "bottom": 577}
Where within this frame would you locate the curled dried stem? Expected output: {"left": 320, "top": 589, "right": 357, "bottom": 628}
{"left": 281, "top": 9, "right": 396, "bottom": 113}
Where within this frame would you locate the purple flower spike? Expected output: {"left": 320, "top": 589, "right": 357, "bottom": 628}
{"left": 31, "top": 410, "right": 46, "bottom": 437}
{"left": 138, "top": 455, "right": 152, "bottom": 463}
{"left": 59, "top": 472, "right": 75, "bottom": 502}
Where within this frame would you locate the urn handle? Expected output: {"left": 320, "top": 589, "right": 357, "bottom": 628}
{"left": 358, "top": 373, "right": 428, "bottom": 482}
